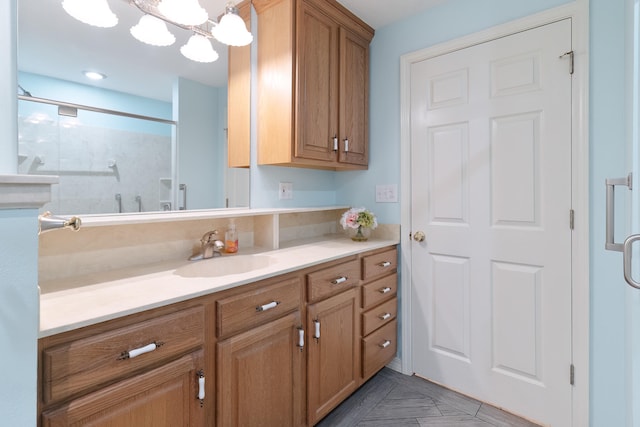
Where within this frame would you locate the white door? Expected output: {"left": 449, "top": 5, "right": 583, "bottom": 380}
{"left": 410, "top": 19, "right": 572, "bottom": 426}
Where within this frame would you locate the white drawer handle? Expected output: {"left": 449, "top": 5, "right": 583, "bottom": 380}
{"left": 197, "top": 370, "right": 205, "bottom": 403}
{"left": 119, "top": 342, "right": 162, "bottom": 360}
{"left": 331, "top": 276, "right": 347, "bottom": 285}
{"left": 298, "top": 328, "right": 305, "bottom": 349}
{"left": 314, "top": 320, "right": 321, "bottom": 339}
{"left": 379, "top": 261, "right": 391, "bottom": 267}
{"left": 380, "top": 340, "right": 391, "bottom": 349}
{"left": 379, "top": 313, "right": 391, "bottom": 320}
{"left": 256, "top": 301, "right": 280, "bottom": 312}
{"left": 379, "top": 287, "right": 392, "bottom": 294}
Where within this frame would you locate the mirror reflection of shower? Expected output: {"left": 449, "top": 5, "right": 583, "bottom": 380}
{"left": 18, "top": 94, "right": 176, "bottom": 215}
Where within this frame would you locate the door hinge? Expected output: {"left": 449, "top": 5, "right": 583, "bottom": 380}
{"left": 569, "top": 209, "right": 575, "bottom": 230}
{"left": 570, "top": 364, "right": 575, "bottom": 385}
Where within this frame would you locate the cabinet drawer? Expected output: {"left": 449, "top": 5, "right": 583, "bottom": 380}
{"left": 217, "top": 277, "right": 301, "bottom": 338}
{"left": 362, "top": 274, "right": 397, "bottom": 309}
{"left": 362, "top": 320, "right": 397, "bottom": 379}
{"left": 307, "top": 259, "right": 360, "bottom": 303}
{"left": 362, "top": 248, "right": 397, "bottom": 281}
{"left": 362, "top": 297, "right": 397, "bottom": 336}
{"left": 42, "top": 306, "right": 204, "bottom": 404}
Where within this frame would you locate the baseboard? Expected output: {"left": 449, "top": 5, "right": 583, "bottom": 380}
{"left": 385, "top": 356, "right": 402, "bottom": 373}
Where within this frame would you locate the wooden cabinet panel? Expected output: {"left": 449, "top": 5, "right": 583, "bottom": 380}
{"left": 362, "top": 297, "right": 397, "bottom": 337}
{"left": 216, "top": 276, "right": 301, "bottom": 338}
{"left": 362, "top": 247, "right": 398, "bottom": 281}
{"left": 227, "top": 0, "right": 252, "bottom": 168}
{"left": 217, "top": 311, "right": 304, "bottom": 427}
{"left": 338, "top": 27, "right": 369, "bottom": 166}
{"left": 42, "top": 306, "right": 205, "bottom": 404}
{"left": 295, "top": 0, "right": 339, "bottom": 162}
{"left": 307, "top": 259, "right": 360, "bottom": 303}
{"left": 362, "top": 320, "right": 397, "bottom": 380}
{"left": 307, "top": 288, "right": 359, "bottom": 425}
{"left": 42, "top": 350, "right": 205, "bottom": 427}
{"left": 361, "top": 273, "right": 398, "bottom": 309}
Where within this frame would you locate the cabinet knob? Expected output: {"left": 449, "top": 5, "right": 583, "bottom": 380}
{"left": 331, "top": 276, "right": 347, "bottom": 285}
{"left": 379, "top": 340, "right": 391, "bottom": 349}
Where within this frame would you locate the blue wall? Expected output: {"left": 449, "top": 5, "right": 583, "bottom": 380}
{"left": 330, "top": 0, "right": 628, "bottom": 425}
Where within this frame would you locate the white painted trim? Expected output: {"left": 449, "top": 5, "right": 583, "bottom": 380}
{"left": 399, "top": 2, "right": 590, "bottom": 426}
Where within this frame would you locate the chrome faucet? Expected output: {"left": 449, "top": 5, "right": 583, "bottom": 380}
{"left": 189, "top": 229, "right": 225, "bottom": 261}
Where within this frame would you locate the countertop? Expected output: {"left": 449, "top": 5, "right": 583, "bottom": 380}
{"left": 39, "top": 235, "right": 399, "bottom": 338}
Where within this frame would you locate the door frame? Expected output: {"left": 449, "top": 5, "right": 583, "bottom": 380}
{"left": 399, "top": 2, "right": 590, "bottom": 425}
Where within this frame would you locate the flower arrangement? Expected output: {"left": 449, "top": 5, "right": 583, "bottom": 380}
{"left": 340, "top": 207, "right": 377, "bottom": 241}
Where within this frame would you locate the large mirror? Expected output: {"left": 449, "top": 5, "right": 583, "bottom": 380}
{"left": 17, "top": 0, "right": 250, "bottom": 215}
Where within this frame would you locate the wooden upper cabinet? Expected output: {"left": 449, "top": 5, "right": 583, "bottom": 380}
{"left": 227, "top": 0, "right": 251, "bottom": 168}
{"left": 254, "top": 0, "right": 374, "bottom": 170}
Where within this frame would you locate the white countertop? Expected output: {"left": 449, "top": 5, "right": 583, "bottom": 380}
{"left": 39, "top": 236, "right": 398, "bottom": 338}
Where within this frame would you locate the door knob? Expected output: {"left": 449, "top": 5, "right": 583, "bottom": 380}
{"left": 413, "top": 231, "right": 426, "bottom": 242}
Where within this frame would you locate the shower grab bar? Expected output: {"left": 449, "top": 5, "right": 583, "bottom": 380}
{"left": 179, "top": 184, "right": 187, "bottom": 210}
{"left": 115, "top": 193, "right": 122, "bottom": 213}
{"left": 135, "top": 195, "right": 142, "bottom": 212}
{"left": 605, "top": 173, "right": 632, "bottom": 252}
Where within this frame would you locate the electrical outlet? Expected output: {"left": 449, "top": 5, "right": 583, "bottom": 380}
{"left": 279, "top": 182, "right": 293, "bottom": 200}
{"left": 375, "top": 184, "right": 398, "bottom": 203}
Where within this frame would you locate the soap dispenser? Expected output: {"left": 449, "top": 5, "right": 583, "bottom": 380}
{"left": 225, "top": 221, "right": 238, "bottom": 253}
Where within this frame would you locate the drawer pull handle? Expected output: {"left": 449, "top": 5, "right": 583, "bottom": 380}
{"left": 256, "top": 301, "right": 280, "bottom": 312}
{"left": 380, "top": 313, "right": 391, "bottom": 320}
{"left": 380, "top": 340, "right": 392, "bottom": 349}
{"left": 298, "top": 328, "right": 305, "bottom": 349}
{"left": 379, "top": 261, "right": 392, "bottom": 267}
{"left": 379, "top": 287, "right": 392, "bottom": 294}
{"left": 331, "top": 276, "right": 347, "bottom": 285}
{"left": 119, "top": 341, "right": 163, "bottom": 360}
{"left": 197, "top": 370, "right": 205, "bottom": 405}
{"left": 314, "top": 320, "right": 321, "bottom": 339}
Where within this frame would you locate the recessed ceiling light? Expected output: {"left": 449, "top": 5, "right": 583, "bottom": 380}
{"left": 83, "top": 70, "right": 107, "bottom": 80}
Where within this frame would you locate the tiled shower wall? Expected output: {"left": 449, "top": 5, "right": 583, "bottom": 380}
{"left": 18, "top": 111, "right": 172, "bottom": 215}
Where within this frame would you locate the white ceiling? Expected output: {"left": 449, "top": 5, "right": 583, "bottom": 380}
{"left": 17, "top": 0, "right": 444, "bottom": 102}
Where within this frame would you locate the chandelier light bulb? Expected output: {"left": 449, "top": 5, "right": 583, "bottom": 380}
{"left": 130, "top": 15, "right": 176, "bottom": 46}
{"left": 180, "top": 34, "right": 219, "bottom": 63}
{"left": 211, "top": 5, "right": 253, "bottom": 46}
{"left": 62, "top": 0, "right": 118, "bottom": 28}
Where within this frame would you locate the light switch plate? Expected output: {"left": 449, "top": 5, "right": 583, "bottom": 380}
{"left": 376, "top": 184, "right": 398, "bottom": 203}
{"left": 279, "top": 182, "right": 293, "bottom": 200}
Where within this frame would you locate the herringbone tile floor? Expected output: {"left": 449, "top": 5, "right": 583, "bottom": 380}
{"left": 317, "top": 368, "right": 541, "bottom": 427}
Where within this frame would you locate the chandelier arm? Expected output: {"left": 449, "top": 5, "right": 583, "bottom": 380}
{"left": 130, "top": 0, "right": 216, "bottom": 38}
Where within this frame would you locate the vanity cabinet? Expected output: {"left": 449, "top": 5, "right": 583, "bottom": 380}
{"left": 360, "top": 248, "right": 398, "bottom": 381}
{"left": 253, "top": 0, "right": 374, "bottom": 170}
{"left": 216, "top": 276, "right": 304, "bottom": 427}
{"left": 38, "top": 303, "right": 210, "bottom": 427}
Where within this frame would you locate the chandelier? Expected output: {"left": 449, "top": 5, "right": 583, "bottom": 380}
{"left": 61, "top": 0, "right": 253, "bottom": 63}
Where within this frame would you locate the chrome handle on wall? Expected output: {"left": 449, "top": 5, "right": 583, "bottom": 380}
{"left": 623, "top": 235, "right": 640, "bottom": 289}
{"left": 135, "top": 195, "right": 142, "bottom": 212}
{"left": 115, "top": 193, "right": 122, "bottom": 213}
{"left": 605, "top": 174, "right": 632, "bottom": 252}
{"left": 179, "top": 184, "right": 187, "bottom": 210}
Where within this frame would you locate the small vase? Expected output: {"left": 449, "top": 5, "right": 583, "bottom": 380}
{"left": 349, "top": 225, "right": 370, "bottom": 242}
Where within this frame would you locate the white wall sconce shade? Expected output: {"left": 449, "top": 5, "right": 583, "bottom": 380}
{"left": 157, "top": 0, "right": 208, "bottom": 26}
{"left": 211, "top": 5, "right": 253, "bottom": 47}
{"left": 130, "top": 15, "right": 176, "bottom": 46}
{"left": 180, "top": 34, "right": 219, "bottom": 63}
{"left": 62, "top": 0, "right": 118, "bottom": 28}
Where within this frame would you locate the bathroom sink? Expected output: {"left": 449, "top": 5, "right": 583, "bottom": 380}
{"left": 174, "top": 254, "right": 276, "bottom": 278}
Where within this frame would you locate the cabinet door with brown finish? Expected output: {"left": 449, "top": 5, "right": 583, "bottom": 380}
{"left": 42, "top": 350, "right": 206, "bottom": 427}
{"left": 217, "top": 311, "right": 304, "bottom": 427}
{"left": 338, "top": 27, "right": 369, "bottom": 166}
{"left": 296, "top": 0, "right": 339, "bottom": 162}
{"left": 307, "top": 288, "right": 359, "bottom": 425}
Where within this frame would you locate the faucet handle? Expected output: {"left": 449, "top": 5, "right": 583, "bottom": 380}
{"left": 201, "top": 229, "right": 219, "bottom": 244}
